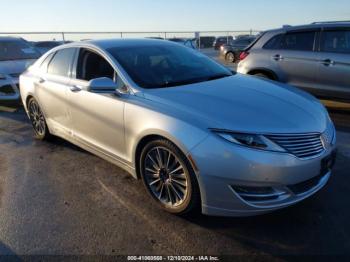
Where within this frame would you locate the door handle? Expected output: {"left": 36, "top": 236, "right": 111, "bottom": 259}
{"left": 70, "top": 85, "right": 82, "bottom": 92}
{"left": 273, "top": 54, "right": 283, "bottom": 61}
{"left": 321, "top": 59, "right": 335, "bottom": 66}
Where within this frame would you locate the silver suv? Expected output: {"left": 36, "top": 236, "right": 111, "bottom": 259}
{"left": 237, "top": 22, "right": 350, "bottom": 101}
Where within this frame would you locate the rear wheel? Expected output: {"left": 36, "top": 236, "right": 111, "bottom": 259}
{"left": 140, "top": 139, "right": 200, "bottom": 215}
{"left": 225, "top": 52, "right": 236, "bottom": 63}
{"left": 27, "top": 97, "right": 52, "bottom": 140}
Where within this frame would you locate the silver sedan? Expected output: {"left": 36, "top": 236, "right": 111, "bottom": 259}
{"left": 20, "top": 39, "right": 337, "bottom": 217}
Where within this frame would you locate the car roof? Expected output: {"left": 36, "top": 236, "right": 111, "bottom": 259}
{"left": 41, "top": 38, "right": 186, "bottom": 61}
{"left": 83, "top": 38, "right": 177, "bottom": 49}
{"left": 266, "top": 22, "right": 350, "bottom": 34}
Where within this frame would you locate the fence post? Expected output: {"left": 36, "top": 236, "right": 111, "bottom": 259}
{"left": 250, "top": 29, "right": 252, "bottom": 35}
{"left": 62, "top": 32, "right": 65, "bottom": 42}
{"left": 120, "top": 32, "right": 123, "bottom": 38}
{"left": 164, "top": 32, "right": 167, "bottom": 39}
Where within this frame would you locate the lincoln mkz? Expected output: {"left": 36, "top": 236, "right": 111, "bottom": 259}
{"left": 20, "top": 39, "right": 337, "bottom": 216}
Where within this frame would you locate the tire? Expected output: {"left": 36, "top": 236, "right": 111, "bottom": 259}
{"left": 225, "top": 52, "right": 236, "bottom": 63}
{"left": 252, "top": 73, "right": 271, "bottom": 79}
{"left": 140, "top": 139, "right": 201, "bottom": 215}
{"left": 27, "top": 97, "right": 53, "bottom": 140}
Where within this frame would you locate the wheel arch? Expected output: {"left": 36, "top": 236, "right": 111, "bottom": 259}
{"left": 23, "top": 94, "right": 36, "bottom": 116}
{"left": 247, "top": 68, "right": 279, "bottom": 81}
{"left": 25, "top": 94, "right": 34, "bottom": 107}
{"left": 133, "top": 132, "right": 198, "bottom": 180}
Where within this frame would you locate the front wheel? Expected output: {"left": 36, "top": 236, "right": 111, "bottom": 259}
{"left": 27, "top": 97, "right": 52, "bottom": 140}
{"left": 140, "top": 139, "right": 200, "bottom": 215}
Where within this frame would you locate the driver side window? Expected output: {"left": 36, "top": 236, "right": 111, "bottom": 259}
{"left": 76, "top": 49, "right": 115, "bottom": 81}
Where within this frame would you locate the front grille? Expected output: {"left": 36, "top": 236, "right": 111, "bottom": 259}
{"left": 267, "top": 133, "right": 324, "bottom": 159}
{"left": 0, "top": 84, "right": 15, "bottom": 94}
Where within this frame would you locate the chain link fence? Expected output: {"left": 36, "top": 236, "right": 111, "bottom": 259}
{"left": 0, "top": 30, "right": 261, "bottom": 49}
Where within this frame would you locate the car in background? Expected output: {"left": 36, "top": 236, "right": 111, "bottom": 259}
{"left": 168, "top": 38, "right": 197, "bottom": 49}
{"left": 213, "top": 36, "right": 233, "bottom": 50}
{"left": 0, "top": 37, "right": 41, "bottom": 104}
{"left": 199, "top": 36, "right": 215, "bottom": 48}
{"left": 20, "top": 39, "right": 336, "bottom": 217}
{"left": 237, "top": 21, "right": 350, "bottom": 101}
{"left": 220, "top": 36, "right": 256, "bottom": 63}
{"left": 33, "top": 41, "right": 65, "bottom": 54}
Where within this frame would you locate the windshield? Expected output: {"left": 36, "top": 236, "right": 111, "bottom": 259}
{"left": 108, "top": 44, "right": 233, "bottom": 88}
{"left": 0, "top": 40, "right": 41, "bottom": 61}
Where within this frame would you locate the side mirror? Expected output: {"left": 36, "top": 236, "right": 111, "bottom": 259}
{"left": 87, "top": 77, "right": 117, "bottom": 92}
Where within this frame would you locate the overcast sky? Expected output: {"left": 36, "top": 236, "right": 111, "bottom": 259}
{"left": 1, "top": 0, "right": 349, "bottom": 32}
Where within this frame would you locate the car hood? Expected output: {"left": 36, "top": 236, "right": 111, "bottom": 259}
{"left": 143, "top": 74, "right": 328, "bottom": 134}
{"left": 0, "top": 59, "right": 36, "bottom": 76}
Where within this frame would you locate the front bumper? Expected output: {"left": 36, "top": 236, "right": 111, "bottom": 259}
{"left": 190, "top": 135, "right": 336, "bottom": 217}
{"left": 0, "top": 76, "right": 20, "bottom": 103}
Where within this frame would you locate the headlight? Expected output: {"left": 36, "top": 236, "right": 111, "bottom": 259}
{"left": 211, "top": 130, "right": 286, "bottom": 152}
{"left": 0, "top": 73, "right": 6, "bottom": 80}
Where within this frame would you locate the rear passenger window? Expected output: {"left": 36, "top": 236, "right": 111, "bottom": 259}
{"left": 47, "top": 48, "right": 76, "bottom": 77}
{"left": 280, "top": 32, "right": 316, "bottom": 51}
{"left": 263, "top": 34, "right": 283, "bottom": 49}
{"left": 39, "top": 52, "right": 55, "bottom": 72}
{"left": 321, "top": 30, "right": 350, "bottom": 54}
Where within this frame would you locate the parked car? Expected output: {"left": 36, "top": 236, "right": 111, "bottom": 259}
{"left": 237, "top": 21, "right": 350, "bottom": 101}
{"left": 220, "top": 36, "right": 256, "bottom": 63}
{"left": 20, "top": 39, "right": 336, "bottom": 217}
{"left": 32, "top": 41, "right": 65, "bottom": 55}
{"left": 199, "top": 36, "right": 216, "bottom": 48}
{"left": 213, "top": 36, "right": 233, "bottom": 50}
{"left": 168, "top": 38, "right": 197, "bottom": 49}
{"left": 0, "top": 37, "right": 41, "bottom": 104}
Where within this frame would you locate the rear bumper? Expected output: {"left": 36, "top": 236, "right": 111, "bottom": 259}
{"left": 189, "top": 135, "right": 336, "bottom": 217}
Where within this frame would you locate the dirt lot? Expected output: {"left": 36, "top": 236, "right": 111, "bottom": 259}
{"left": 0, "top": 103, "right": 349, "bottom": 259}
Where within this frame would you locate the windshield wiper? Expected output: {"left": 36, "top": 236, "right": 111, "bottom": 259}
{"left": 158, "top": 78, "right": 205, "bottom": 88}
{"left": 155, "top": 73, "right": 233, "bottom": 89}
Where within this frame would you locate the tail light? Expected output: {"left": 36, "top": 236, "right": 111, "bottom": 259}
{"left": 239, "top": 51, "right": 249, "bottom": 61}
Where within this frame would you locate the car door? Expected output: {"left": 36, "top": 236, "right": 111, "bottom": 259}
{"left": 68, "top": 48, "right": 127, "bottom": 160}
{"left": 270, "top": 30, "right": 319, "bottom": 90}
{"left": 316, "top": 28, "right": 350, "bottom": 100}
{"left": 35, "top": 48, "right": 77, "bottom": 135}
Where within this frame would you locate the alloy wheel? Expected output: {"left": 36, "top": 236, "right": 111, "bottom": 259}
{"left": 28, "top": 100, "right": 46, "bottom": 136}
{"left": 143, "top": 146, "right": 189, "bottom": 208}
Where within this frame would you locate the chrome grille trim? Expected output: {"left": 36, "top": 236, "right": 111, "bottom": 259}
{"left": 267, "top": 133, "right": 324, "bottom": 159}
